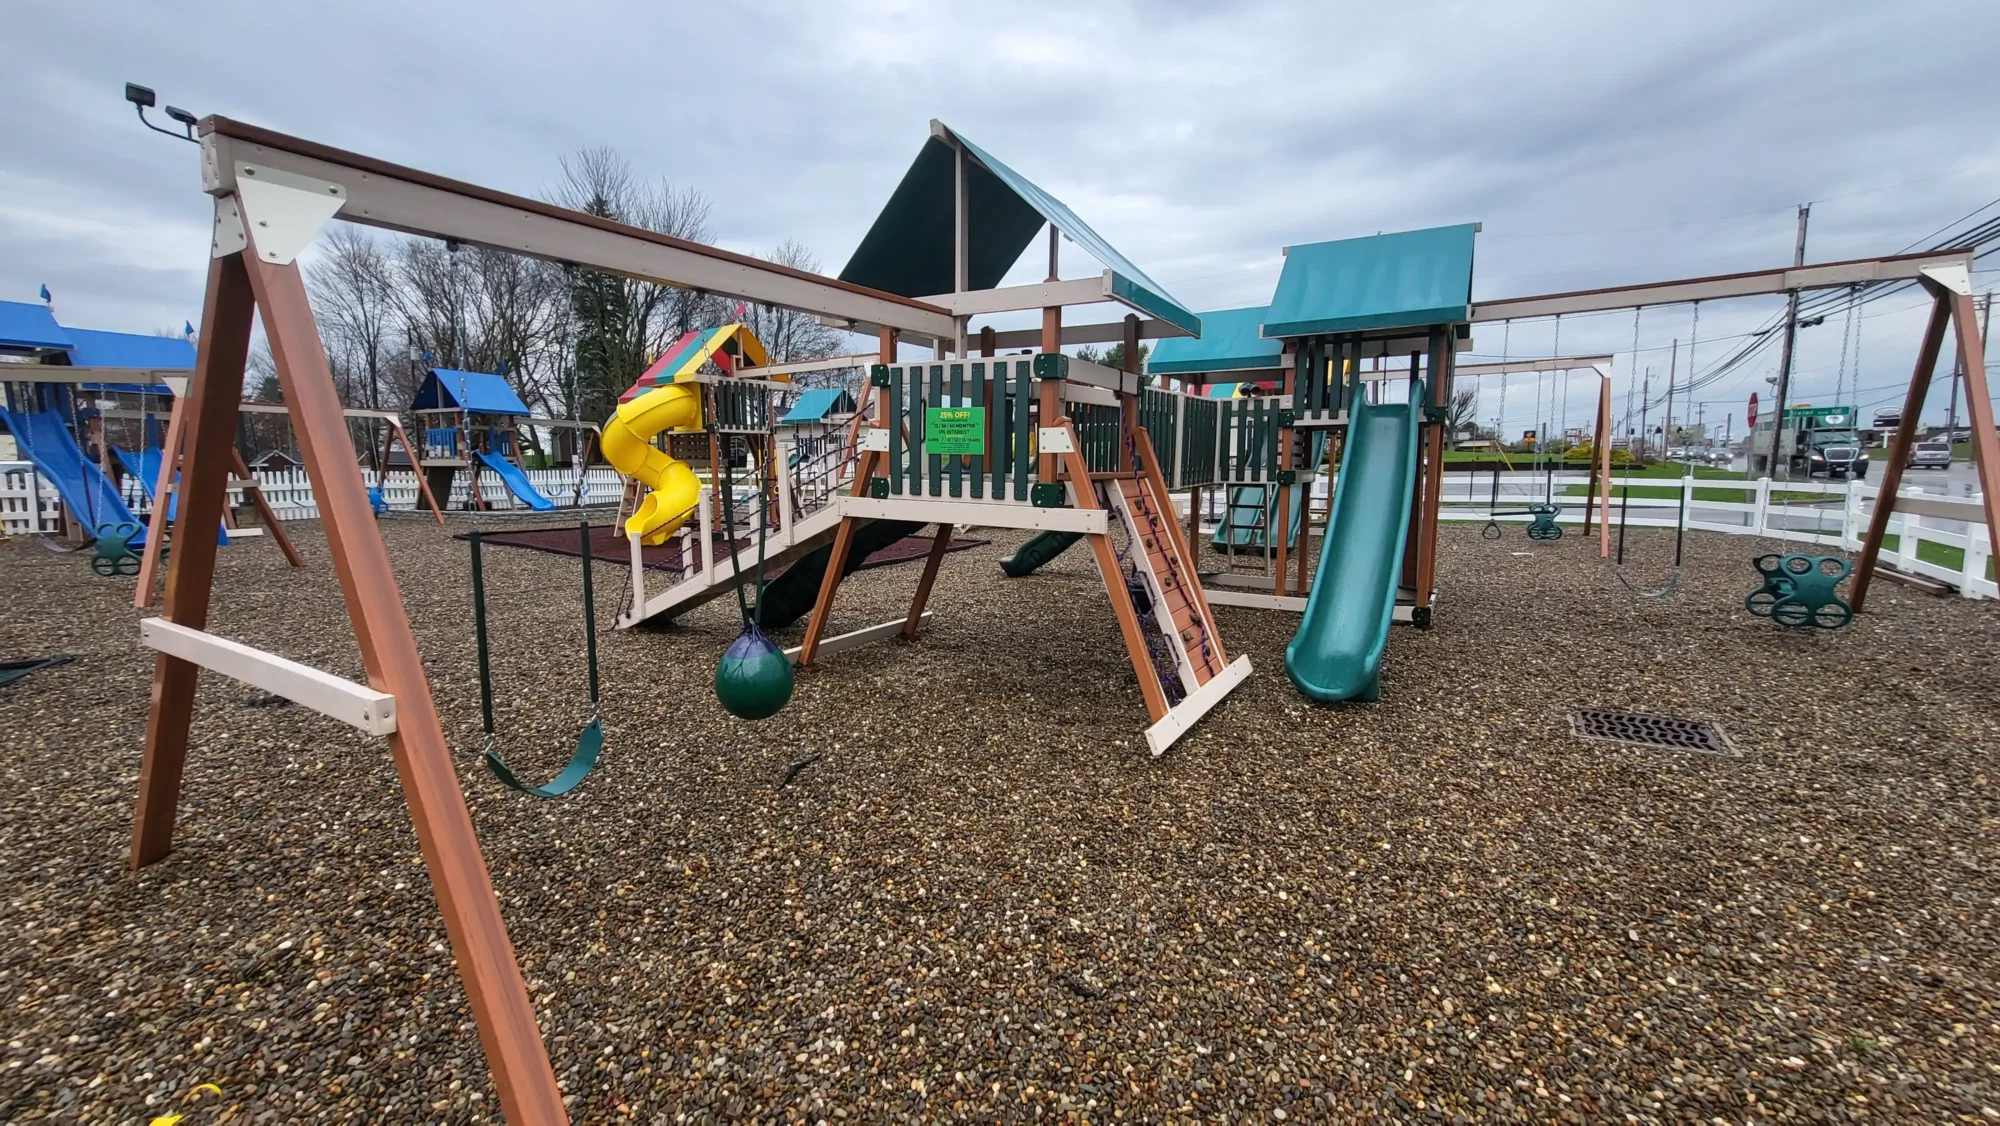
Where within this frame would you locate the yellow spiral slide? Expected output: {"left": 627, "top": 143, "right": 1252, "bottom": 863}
{"left": 601, "top": 382, "right": 702, "bottom": 545}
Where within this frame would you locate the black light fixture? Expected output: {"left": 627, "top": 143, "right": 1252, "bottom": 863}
{"left": 126, "top": 81, "right": 199, "bottom": 143}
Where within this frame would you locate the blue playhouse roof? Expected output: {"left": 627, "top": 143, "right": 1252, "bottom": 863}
{"left": 410, "top": 368, "right": 532, "bottom": 416}
{"left": 1263, "top": 224, "right": 1478, "bottom": 338}
{"left": 780, "top": 387, "right": 856, "bottom": 424}
{"left": 1148, "top": 306, "right": 1283, "bottom": 378}
{"left": 66, "top": 328, "right": 195, "bottom": 369}
{"left": 0, "top": 301, "right": 76, "bottom": 352}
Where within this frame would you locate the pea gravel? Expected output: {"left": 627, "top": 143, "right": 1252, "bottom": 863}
{"left": 2, "top": 516, "right": 1996, "bottom": 1123}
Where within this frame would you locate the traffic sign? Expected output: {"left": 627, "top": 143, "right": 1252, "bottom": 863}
{"left": 1747, "top": 392, "right": 1759, "bottom": 427}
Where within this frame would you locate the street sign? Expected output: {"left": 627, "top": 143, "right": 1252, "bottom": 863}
{"left": 1747, "top": 392, "right": 1759, "bottom": 427}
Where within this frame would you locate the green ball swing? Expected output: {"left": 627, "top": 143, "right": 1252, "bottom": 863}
{"left": 711, "top": 433, "right": 794, "bottom": 720}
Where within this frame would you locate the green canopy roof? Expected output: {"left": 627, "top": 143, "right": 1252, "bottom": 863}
{"left": 1148, "top": 306, "right": 1282, "bottom": 377}
{"left": 839, "top": 122, "right": 1200, "bottom": 337}
{"left": 1263, "top": 224, "right": 1476, "bottom": 338}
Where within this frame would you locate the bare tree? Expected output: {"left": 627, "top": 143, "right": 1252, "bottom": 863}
{"left": 743, "top": 239, "right": 842, "bottom": 366}
{"left": 308, "top": 225, "right": 399, "bottom": 409}
{"left": 550, "top": 147, "right": 719, "bottom": 420}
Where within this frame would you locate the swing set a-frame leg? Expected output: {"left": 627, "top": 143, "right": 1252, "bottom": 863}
{"left": 131, "top": 238, "right": 568, "bottom": 1124}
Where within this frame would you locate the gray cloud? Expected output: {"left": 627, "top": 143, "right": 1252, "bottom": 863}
{"left": 3, "top": 0, "right": 1996, "bottom": 436}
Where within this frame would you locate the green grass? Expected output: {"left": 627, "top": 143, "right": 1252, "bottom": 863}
{"left": 1553, "top": 463, "right": 1828, "bottom": 503}
{"left": 1875, "top": 533, "right": 1994, "bottom": 580}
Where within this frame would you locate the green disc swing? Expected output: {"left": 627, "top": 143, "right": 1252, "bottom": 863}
{"left": 468, "top": 521, "right": 604, "bottom": 797}
{"left": 711, "top": 431, "right": 794, "bottom": 720}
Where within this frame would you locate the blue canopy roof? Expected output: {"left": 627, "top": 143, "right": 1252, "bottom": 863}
{"left": 1148, "top": 306, "right": 1283, "bottom": 378}
{"left": 0, "top": 301, "right": 74, "bottom": 352}
{"left": 839, "top": 123, "right": 1201, "bottom": 338}
{"left": 410, "top": 369, "right": 532, "bottom": 416}
{"left": 780, "top": 387, "right": 856, "bottom": 424}
{"left": 66, "top": 328, "right": 195, "bottom": 369}
{"left": 1263, "top": 224, "right": 1477, "bottom": 338}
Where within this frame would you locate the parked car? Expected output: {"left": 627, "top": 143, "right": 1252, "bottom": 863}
{"left": 1907, "top": 440, "right": 1953, "bottom": 470}
{"left": 1707, "top": 448, "right": 1734, "bottom": 467}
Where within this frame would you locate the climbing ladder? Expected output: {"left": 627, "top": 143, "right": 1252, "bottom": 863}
{"left": 1101, "top": 459, "right": 1249, "bottom": 756}
{"left": 1109, "top": 475, "right": 1225, "bottom": 694}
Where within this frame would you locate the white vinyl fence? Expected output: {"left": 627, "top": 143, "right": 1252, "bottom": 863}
{"left": 1435, "top": 472, "right": 1996, "bottom": 600}
{"left": 0, "top": 461, "right": 622, "bottom": 534}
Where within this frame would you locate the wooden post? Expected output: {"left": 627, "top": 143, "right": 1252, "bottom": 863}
{"left": 1945, "top": 289, "right": 2000, "bottom": 569}
{"left": 1414, "top": 330, "right": 1451, "bottom": 612}
{"left": 900, "top": 523, "right": 953, "bottom": 639}
{"left": 389, "top": 418, "right": 445, "bottom": 523}
{"left": 131, "top": 254, "right": 256, "bottom": 861}
{"left": 1400, "top": 351, "right": 1425, "bottom": 598}
{"left": 1274, "top": 346, "right": 1295, "bottom": 596}
{"left": 799, "top": 328, "right": 894, "bottom": 666}
{"left": 1852, "top": 293, "right": 1952, "bottom": 610}
{"left": 231, "top": 447, "right": 304, "bottom": 567}
{"left": 1038, "top": 225, "right": 1062, "bottom": 485}
{"left": 133, "top": 388, "right": 190, "bottom": 608}
{"left": 239, "top": 245, "right": 566, "bottom": 1124}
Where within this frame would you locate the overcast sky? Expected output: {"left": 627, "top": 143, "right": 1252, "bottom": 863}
{"left": 5, "top": 0, "right": 1998, "bottom": 437}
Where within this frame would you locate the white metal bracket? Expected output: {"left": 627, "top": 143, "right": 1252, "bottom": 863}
{"left": 211, "top": 196, "right": 248, "bottom": 259}
{"left": 1920, "top": 263, "right": 1973, "bottom": 296}
{"left": 1039, "top": 427, "right": 1075, "bottom": 454}
{"left": 862, "top": 427, "right": 891, "bottom": 452}
{"left": 234, "top": 161, "right": 347, "bottom": 266}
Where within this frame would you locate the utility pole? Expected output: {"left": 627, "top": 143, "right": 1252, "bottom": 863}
{"left": 1765, "top": 203, "right": 1810, "bottom": 478}
{"left": 1663, "top": 338, "right": 1678, "bottom": 458}
{"left": 1638, "top": 368, "right": 1652, "bottom": 459}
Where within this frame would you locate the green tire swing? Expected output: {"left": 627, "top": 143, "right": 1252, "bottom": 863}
{"left": 711, "top": 433, "right": 794, "bottom": 721}
{"left": 468, "top": 522, "right": 604, "bottom": 798}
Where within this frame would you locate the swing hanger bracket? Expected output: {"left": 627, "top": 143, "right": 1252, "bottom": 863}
{"left": 229, "top": 161, "right": 346, "bottom": 266}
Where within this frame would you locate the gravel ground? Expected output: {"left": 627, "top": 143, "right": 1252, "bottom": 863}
{"left": 2, "top": 514, "right": 1996, "bottom": 1123}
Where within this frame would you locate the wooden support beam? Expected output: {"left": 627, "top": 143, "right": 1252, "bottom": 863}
{"left": 798, "top": 328, "right": 894, "bottom": 667}
{"left": 387, "top": 418, "right": 445, "bottom": 523}
{"left": 132, "top": 388, "right": 191, "bottom": 608}
{"left": 231, "top": 446, "right": 304, "bottom": 567}
{"left": 901, "top": 523, "right": 953, "bottom": 639}
{"left": 785, "top": 613, "right": 933, "bottom": 665}
{"left": 132, "top": 253, "right": 255, "bottom": 861}
{"left": 1852, "top": 293, "right": 1952, "bottom": 611}
{"left": 1414, "top": 330, "right": 1450, "bottom": 612}
{"left": 236, "top": 239, "right": 566, "bottom": 1123}
{"left": 1942, "top": 290, "right": 2000, "bottom": 569}
{"left": 1274, "top": 345, "right": 1294, "bottom": 597}
{"left": 139, "top": 618, "right": 395, "bottom": 734}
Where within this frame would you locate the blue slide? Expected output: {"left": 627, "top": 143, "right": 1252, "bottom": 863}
{"left": 0, "top": 407, "right": 146, "bottom": 543}
{"left": 474, "top": 450, "right": 556, "bottom": 511}
{"left": 111, "top": 446, "right": 228, "bottom": 545}
{"left": 1283, "top": 391, "right": 1422, "bottom": 703}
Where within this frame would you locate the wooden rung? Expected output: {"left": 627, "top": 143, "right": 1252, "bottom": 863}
{"left": 783, "top": 612, "right": 932, "bottom": 665}
{"left": 139, "top": 618, "right": 397, "bottom": 736}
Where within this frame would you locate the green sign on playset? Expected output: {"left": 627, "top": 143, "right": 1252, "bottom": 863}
{"left": 925, "top": 406, "right": 986, "bottom": 455}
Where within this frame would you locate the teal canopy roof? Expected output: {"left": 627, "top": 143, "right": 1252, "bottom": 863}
{"left": 780, "top": 387, "right": 856, "bottom": 423}
{"left": 1148, "top": 306, "right": 1282, "bottom": 377}
{"left": 1263, "top": 224, "right": 1477, "bottom": 338}
{"left": 411, "top": 369, "right": 531, "bottom": 416}
{"left": 839, "top": 123, "right": 1200, "bottom": 337}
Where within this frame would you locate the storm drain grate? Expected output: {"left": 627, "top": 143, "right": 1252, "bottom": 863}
{"left": 1569, "top": 709, "right": 1737, "bottom": 756}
